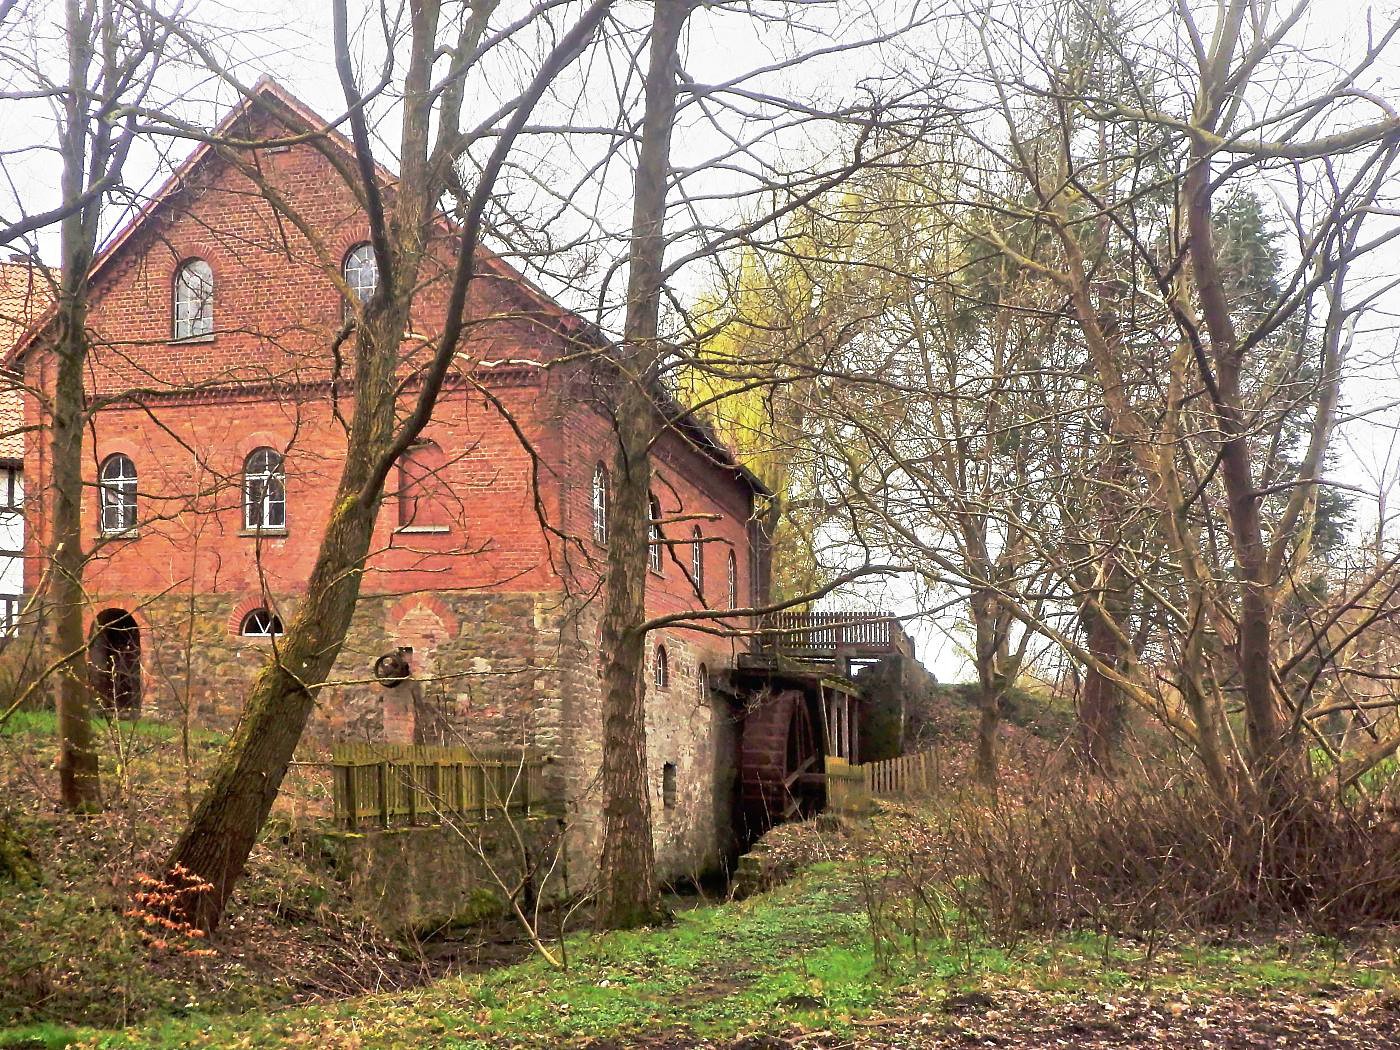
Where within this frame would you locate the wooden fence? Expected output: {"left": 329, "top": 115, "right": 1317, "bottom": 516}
{"left": 330, "top": 743, "right": 546, "bottom": 830}
{"left": 825, "top": 748, "right": 940, "bottom": 815}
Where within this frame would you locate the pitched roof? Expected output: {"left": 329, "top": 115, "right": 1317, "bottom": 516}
{"left": 0, "top": 259, "right": 47, "bottom": 351}
{"left": 3, "top": 79, "right": 767, "bottom": 494}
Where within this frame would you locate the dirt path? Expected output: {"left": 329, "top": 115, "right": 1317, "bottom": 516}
{"left": 580, "top": 990, "right": 1400, "bottom": 1048}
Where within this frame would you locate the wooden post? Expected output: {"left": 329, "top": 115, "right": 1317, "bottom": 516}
{"left": 815, "top": 682, "right": 832, "bottom": 756}
{"left": 341, "top": 765, "right": 356, "bottom": 829}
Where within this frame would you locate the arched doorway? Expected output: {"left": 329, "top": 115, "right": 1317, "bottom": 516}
{"left": 90, "top": 609, "right": 141, "bottom": 717}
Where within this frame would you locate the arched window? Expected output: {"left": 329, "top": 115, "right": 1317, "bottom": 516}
{"left": 244, "top": 447, "right": 286, "bottom": 531}
{"left": 591, "top": 464, "right": 608, "bottom": 546}
{"left": 653, "top": 645, "right": 668, "bottom": 689}
{"left": 172, "top": 258, "right": 213, "bottom": 340}
{"left": 648, "top": 492, "right": 663, "bottom": 574}
{"left": 99, "top": 454, "right": 137, "bottom": 535}
{"left": 240, "top": 608, "right": 284, "bottom": 637}
{"left": 697, "top": 662, "right": 708, "bottom": 701}
{"left": 690, "top": 526, "right": 704, "bottom": 595}
{"left": 343, "top": 243, "right": 378, "bottom": 307}
{"left": 727, "top": 550, "right": 738, "bottom": 610}
{"left": 397, "top": 441, "right": 449, "bottom": 529}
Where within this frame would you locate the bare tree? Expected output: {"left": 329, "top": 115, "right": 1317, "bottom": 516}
{"left": 593, "top": 0, "right": 692, "bottom": 930}
{"left": 940, "top": 0, "right": 1400, "bottom": 798}
{"left": 1, "top": 0, "right": 175, "bottom": 810}
{"left": 162, "top": 0, "right": 613, "bottom": 930}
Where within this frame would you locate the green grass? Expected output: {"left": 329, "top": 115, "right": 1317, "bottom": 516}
{"left": 10, "top": 861, "right": 1396, "bottom": 1049}
{"left": 1, "top": 708, "right": 217, "bottom": 744}
{"left": 0, "top": 707, "right": 59, "bottom": 737}
{"left": 0, "top": 1022, "right": 82, "bottom": 1050}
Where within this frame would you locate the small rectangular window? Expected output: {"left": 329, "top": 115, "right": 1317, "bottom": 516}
{"left": 662, "top": 762, "right": 677, "bottom": 810}
{"left": 649, "top": 493, "right": 663, "bottom": 574}
{"left": 1, "top": 469, "right": 21, "bottom": 510}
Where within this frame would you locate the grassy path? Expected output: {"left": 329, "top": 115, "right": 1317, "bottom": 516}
{"left": 4, "top": 861, "right": 1399, "bottom": 1048}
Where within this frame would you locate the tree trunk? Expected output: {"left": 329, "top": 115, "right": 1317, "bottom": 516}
{"left": 594, "top": 0, "right": 690, "bottom": 931}
{"left": 1078, "top": 601, "right": 1123, "bottom": 776}
{"left": 595, "top": 430, "right": 659, "bottom": 927}
{"left": 50, "top": 299, "right": 99, "bottom": 810}
{"left": 163, "top": 302, "right": 400, "bottom": 927}
{"left": 51, "top": 0, "right": 101, "bottom": 811}
{"left": 164, "top": 418, "right": 391, "bottom": 928}
{"left": 970, "top": 588, "right": 1001, "bottom": 789}
{"left": 1182, "top": 152, "right": 1288, "bottom": 782}
{"left": 159, "top": 0, "right": 612, "bottom": 930}
{"left": 1076, "top": 451, "right": 1129, "bottom": 778}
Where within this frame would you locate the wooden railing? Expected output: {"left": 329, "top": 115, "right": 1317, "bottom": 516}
{"left": 825, "top": 749, "right": 940, "bottom": 815}
{"left": 330, "top": 743, "right": 545, "bottom": 830}
{"left": 759, "top": 611, "right": 914, "bottom": 660}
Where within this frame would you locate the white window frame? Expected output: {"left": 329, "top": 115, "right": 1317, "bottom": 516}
{"left": 1, "top": 467, "right": 21, "bottom": 510}
{"left": 343, "top": 243, "right": 378, "bottom": 308}
{"left": 690, "top": 526, "right": 704, "bottom": 594}
{"left": 99, "top": 454, "right": 137, "bottom": 535}
{"left": 173, "top": 258, "right": 213, "bottom": 340}
{"left": 240, "top": 608, "right": 284, "bottom": 637}
{"left": 648, "top": 493, "right": 662, "bottom": 574}
{"left": 653, "top": 645, "right": 668, "bottom": 689}
{"left": 727, "top": 550, "right": 738, "bottom": 610}
{"left": 244, "top": 448, "right": 286, "bottom": 531}
{"left": 591, "top": 464, "right": 608, "bottom": 546}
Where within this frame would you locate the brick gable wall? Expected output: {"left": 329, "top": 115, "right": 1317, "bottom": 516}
{"left": 20, "top": 96, "right": 765, "bottom": 881}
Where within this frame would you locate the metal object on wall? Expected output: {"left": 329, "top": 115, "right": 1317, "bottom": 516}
{"left": 373, "top": 645, "right": 414, "bottom": 687}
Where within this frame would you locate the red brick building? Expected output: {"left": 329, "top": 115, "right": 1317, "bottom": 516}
{"left": 14, "top": 82, "right": 777, "bottom": 878}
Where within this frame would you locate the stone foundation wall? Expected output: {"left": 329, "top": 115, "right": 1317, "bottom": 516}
{"left": 124, "top": 588, "right": 564, "bottom": 761}
{"left": 556, "top": 606, "right": 743, "bottom": 886}
{"left": 306, "top": 817, "right": 566, "bottom": 936}
{"left": 108, "top": 587, "right": 743, "bottom": 888}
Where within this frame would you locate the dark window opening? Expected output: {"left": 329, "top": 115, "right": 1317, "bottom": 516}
{"left": 690, "top": 526, "right": 704, "bottom": 596}
{"left": 662, "top": 762, "right": 677, "bottom": 809}
{"left": 90, "top": 608, "right": 141, "bottom": 716}
{"left": 1, "top": 467, "right": 21, "bottom": 510}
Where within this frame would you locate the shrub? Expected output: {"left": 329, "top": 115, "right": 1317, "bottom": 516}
{"left": 880, "top": 770, "right": 1400, "bottom": 941}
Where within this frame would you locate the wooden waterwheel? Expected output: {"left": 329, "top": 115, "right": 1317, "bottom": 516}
{"left": 738, "top": 688, "right": 826, "bottom": 837}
